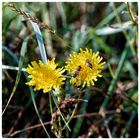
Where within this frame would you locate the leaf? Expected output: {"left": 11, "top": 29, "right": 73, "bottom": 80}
{"left": 2, "top": 37, "right": 29, "bottom": 115}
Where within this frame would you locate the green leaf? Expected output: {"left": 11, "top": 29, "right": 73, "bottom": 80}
{"left": 2, "top": 37, "right": 29, "bottom": 115}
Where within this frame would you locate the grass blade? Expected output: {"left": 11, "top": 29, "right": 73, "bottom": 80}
{"left": 2, "top": 37, "right": 29, "bottom": 115}
{"left": 41, "top": 4, "right": 53, "bottom": 58}
{"left": 49, "top": 3, "right": 57, "bottom": 32}
{"left": 121, "top": 111, "right": 137, "bottom": 137}
{"left": 25, "top": 74, "right": 50, "bottom": 138}
{"left": 99, "top": 43, "right": 130, "bottom": 113}
{"left": 56, "top": 2, "right": 67, "bottom": 28}
{"left": 30, "top": 20, "right": 48, "bottom": 63}
{"left": 96, "top": 3, "right": 126, "bottom": 28}
{"left": 96, "top": 21, "right": 133, "bottom": 35}
{"left": 2, "top": 46, "right": 18, "bottom": 63}
{"left": 2, "top": 65, "right": 26, "bottom": 71}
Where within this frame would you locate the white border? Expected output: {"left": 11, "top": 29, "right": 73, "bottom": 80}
{"left": 1, "top": 0, "right": 139, "bottom": 2}
{"left": 1, "top": 0, "right": 139, "bottom": 139}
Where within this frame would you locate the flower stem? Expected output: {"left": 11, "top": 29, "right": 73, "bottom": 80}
{"left": 51, "top": 91, "right": 71, "bottom": 131}
{"left": 61, "top": 97, "right": 80, "bottom": 131}
{"left": 49, "top": 93, "right": 53, "bottom": 115}
{"left": 107, "top": 63, "right": 114, "bottom": 78}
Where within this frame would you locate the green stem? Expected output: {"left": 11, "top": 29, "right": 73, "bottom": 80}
{"left": 51, "top": 91, "right": 71, "bottom": 131}
{"left": 107, "top": 62, "right": 114, "bottom": 78}
{"left": 49, "top": 93, "right": 53, "bottom": 115}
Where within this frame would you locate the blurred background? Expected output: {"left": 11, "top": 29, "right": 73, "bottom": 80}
{"left": 2, "top": 2, "right": 138, "bottom": 138}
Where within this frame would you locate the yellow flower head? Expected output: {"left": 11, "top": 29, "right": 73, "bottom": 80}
{"left": 65, "top": 48, "right": 106, "bottom": 87}
{"left": 26, "top": 58, "right": 65, "bottom": 93}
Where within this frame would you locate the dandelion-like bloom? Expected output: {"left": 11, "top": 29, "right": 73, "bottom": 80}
{"left": 26, "top": 58, "right": 65, "bottom": 93}
{"left": 65, "top": 48, "right": 106, "bottom": 87}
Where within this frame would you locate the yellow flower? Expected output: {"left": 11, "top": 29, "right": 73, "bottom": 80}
{"left": 26, "top": 58, "right": 65, "bottom": 93}
{"left": 65, "top": 48, "right": 106, "bottom": 87}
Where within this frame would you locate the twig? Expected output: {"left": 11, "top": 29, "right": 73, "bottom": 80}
{"left": 51, "top": 91, "right": 71, "bottom": 131}
{"left": 5, "top": 121, "right": 51, "bottom": 137}
{"left": 61, "top": 96, "right": 80, "bottom": 130}
{"left": 4, "top": 110, "right": 119, "bottom": 137}
{"left": 73, "top": 110, "right": 118, "bottom": 118}
{"left": 7, "top": 2, "right": 55, "bottom": 34}
{"left": 104, "top": 120, "right": 112, "bottom": 138}
{"left": 127, "top": 2, "right": 138, "bottom": 25}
